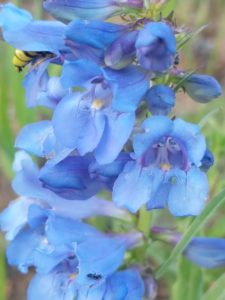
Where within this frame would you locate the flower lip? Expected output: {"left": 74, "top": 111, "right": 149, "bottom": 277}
{"left": 141, "top": 135, "right": 189, "bottom": 171}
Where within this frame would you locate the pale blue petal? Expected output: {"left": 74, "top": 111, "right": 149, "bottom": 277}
{"left": 15, "top": 121, "right": 55, "bottom": 158}
{"left": 113, "top": 162, "right": 163, "bottom": 213}
{"left": 0, "top": 197, "right": 33, "bottom": 240}
{"left": 0, "top": 3, "right": 32, "bottom": 31}
{"left": 172, "top": 118, "right": 206, "bottom": 166}
{"left": 6, "top": 228, "right": 43, "bottom": 273}
{"left": 46, "top": 215, "right": 100, "bottom": 246}
{"left": 66, "top": 20, "right": 126, "bottom": 50}
{"left": 52, "top": 94, "right": 106, "bottom": 152}
{"left": 95, "top": 112, "right": 135, "bottom": 164}
{"left": 61, "top": 60, "right": 102, "bottom": 88}
{"left": 44, "top": 0, "right": 119, "bottom": 21}
{"left": 22, "top": 60, "right": 50, "bottom": 108}
{"left": 76, "top": 236, "right": 126, "bottom": 285}
{"left": 103, "top": 66, "right": 150, "bottom": 112}
{"left": 27, "top": 272, "right": 75, "bottom": 300}
{"left": 105, "top": 269, "right": 144, "bottom": 300}
{"left": 167, "top": 167, "right": 209, "bottom": 216}
{"left": 133, "top": 116, "right": 172, "bottom": 158}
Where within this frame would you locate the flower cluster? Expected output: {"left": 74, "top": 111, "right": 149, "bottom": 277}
{"left": 0, "top": 1, "right": 223, "bottom": 299}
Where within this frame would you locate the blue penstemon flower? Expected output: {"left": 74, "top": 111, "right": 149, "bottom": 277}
{"left": 113, "top": 116, "right": 209, "bottom": 215}
{"left": 52, "top": 59, "right": 150, "bottom": 164}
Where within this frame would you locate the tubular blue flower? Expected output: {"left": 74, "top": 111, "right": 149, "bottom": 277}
{"left": 10, "top": 152, "right": 129, "bottom": 220}
{"left": 44, "top": 0, "right": 120, "bottom": 22}
{"left": 0, "top": 3, "right": 67, "bottom": 54}
{"left": 43, "top": 0, "right": 143, "bottom": 23}
{"left": 136, "top": 21, "right": 176, "bottom": 72}
{"left": 39, "top": 155, "right": 106, "bottom": 199}
{"left": 65, "top": 20, "right": 128, "bottom": 62}
{"left": 182, "top": 74, "right": 222, "bottom": 103}
{"left": 52, "top": 59, "right": 149, "bottom": 164}
{"left": 183, "top": 237, "right": 225, "bottom": 268}
{"left": 155, "top": 229, "right": 225, "bottom": 269}
{"left": 145, "top": 84, "right": 176, "bottom": 115}
{"left": 113, "top": 116, "right": 208, "bottom": 215}
{"left": 43, "top": 0, "right": 119, "bottom": 22}
{"left": 39, "top": 152, "right": 131, "bottom": 199}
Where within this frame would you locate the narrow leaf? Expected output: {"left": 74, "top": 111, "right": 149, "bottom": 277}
{"left": 154, "top": 188, "right": 225, "bottom": 279}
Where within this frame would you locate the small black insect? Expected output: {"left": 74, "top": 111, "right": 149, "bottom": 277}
{"left": 174, "top": 53, "right": 180, "bottom": 66}
{"left": 87, "top": 273, "right": 103, "bottom": 280}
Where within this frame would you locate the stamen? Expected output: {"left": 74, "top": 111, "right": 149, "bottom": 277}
{"left": 69, "top": 273, "right": 77, "bottom": 281}
{"left": 160, "top": 163, "right": 171, "bottom": 171}
{"left": 91, "top": 99, "right": 104, "bottom": 110}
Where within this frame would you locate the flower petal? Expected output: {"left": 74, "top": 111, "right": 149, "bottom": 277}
{"left": 61, "top": 60, "right": 102, "bottom": 88}
{"left": 113, "top": 162, "right": 163, "bottom": 213}
{"left": 104, "top": 66, "right": 150, "bottom": 112}
{"left": 95, "top": 111, "right": 135, "bottom": 164}
{"left": 167, "top": 167, "right": 209, "bottom": 216}
{"left": 52, "top": 94, "right": 106, "bottom": 152}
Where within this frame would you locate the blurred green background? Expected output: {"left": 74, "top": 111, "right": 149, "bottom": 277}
{"left": 1, "top": 0, "right": 225, "bottom": 299}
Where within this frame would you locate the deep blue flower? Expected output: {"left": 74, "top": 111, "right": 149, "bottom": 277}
{"left": 145, "top": 84, "right": 176, "bottom": 115}
{"left": 105, "top": 21, "right": 176, "bottom": 72}
{"left": 113, "top": 116, "right": 208, "bottom": 215}
{"left": 182, "top": 74, "right": 222, "bottom": 103}
{"left": 135, "top": 21, "right": 176, "bottom": 72}
{"left": 52, "top": 59, "right": 149, "bottom": 164}
{"left": 39, "top": 153, "right": 128, "bottom": 199}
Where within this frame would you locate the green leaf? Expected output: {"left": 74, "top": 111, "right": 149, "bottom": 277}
{"left": 161, "top": 0, "right": 181, "bottom": 17}
{"left": 154, "top": 188, "right": 225, "bottom": 279}
{"left": 203, "top": 272, "right": 225, "bottom": 300}
{"left": 171, "top": 257, "right": 203, "bottom": 300}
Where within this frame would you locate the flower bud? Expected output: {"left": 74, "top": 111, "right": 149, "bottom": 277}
{"left": 182, "top": 74, "right": 222, "bottom": 103}
{"left": 136, "top": 21, "right": 176, "bottom": 72}
{"left": 200, "top": 148, "right": 214, "bottom": 172}
{"left": 145, "top": 84, "right": 175, "bottom": 115}
{"left": 143, "top": 274, "right": 158, "bottom": 299}
{"left": 105, "top": 31, "right": 138, "bottom": 70}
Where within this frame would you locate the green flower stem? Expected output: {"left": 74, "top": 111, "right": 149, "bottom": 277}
{"left": 154, "top": 188, "right": 225, "bottom": 279}
{"left": 137, "top": 207, "right": 152, "bottom": 238}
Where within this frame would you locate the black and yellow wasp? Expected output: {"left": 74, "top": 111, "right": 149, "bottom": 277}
{"left": 12, "top": 49, "right": 55, "bottom": 72}
{"left": 0, "top": 32, "right": 55, "bottom": 72}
